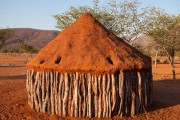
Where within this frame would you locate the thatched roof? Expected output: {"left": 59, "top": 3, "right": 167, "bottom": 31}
{"left": 27, "top": 13, "right": 151, "bottom": 74}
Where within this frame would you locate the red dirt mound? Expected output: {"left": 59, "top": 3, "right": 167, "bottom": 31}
{"left": 27, "top": 13, "right": 151, "bottom": 74}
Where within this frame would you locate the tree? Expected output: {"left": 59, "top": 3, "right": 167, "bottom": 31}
{"left": 54, "top": 5, "right": 115, "bottom": 33}
{"left": 54, "top": 0, "right": 146, "bottom": 43}
{"left": 19, "top": 42, "right": 37, "bottom": 53}
{"left": 107, "top": 0, "right": 147, "bottom": 42}
{"left": 144, "top": 9, "right": 180, "bottom": 80}
{"left": 0, "top": 28, "right": 14, "bottom": 49}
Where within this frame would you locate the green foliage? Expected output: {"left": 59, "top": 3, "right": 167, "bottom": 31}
{"left": 18, "top": 42, "right": 37, "bottom": 53}
{"left": 0, "top": 28, "right": 14, "bottom": 49}
{"left": 158, "top": 51, "right": 166, "bottom": 56}
{"left": 2, "top": 48, "right": 20, "bottom": 53}
{"left": 144, "top": 9, "right": 180, "bottom": 59}
{"left": 132, "top": 43, "right": 144, "bottom": 52}
{"left": 54, "top": 5, "right": 115, "bottom": 33}
{"left": 108, "top": 0, "right": 146, "bottom": 42}
{"left": 144, "top": 8, "right": 180, "bottom": 80}
{"left": 175, "top": 51, "right": 180, "bottom": 57}
{"left": 54, "top": 0, "right": 146, "bottom": 42}
{"left": 2, "top": 49, "right": 8, "bottom": 53}
{"left": 54, "top": 6, "right": 89, "bottom": 31}
{"left": 53, "top": 0, "right": 179, "bottom": 59}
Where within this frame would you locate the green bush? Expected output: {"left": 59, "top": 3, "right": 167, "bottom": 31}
{"left": 2, "top": 48, "right": 20, "bottom": 53}
{"left": 175, "top": 51, "right": 180, "bottom": 57}
{"left": 1, "top": 42, "right": 37, "bottom": 53}
{"left": 158, "top": 51, "right": 166, "bottom": 56}
{"left": 2, "top": 49, "right": 8, "bottom": 53}
{"left": 0, "top": 28, "right": 14, "bottom": 49}
{"left": 19, "top": 42, "right": 37, "bottom": 53}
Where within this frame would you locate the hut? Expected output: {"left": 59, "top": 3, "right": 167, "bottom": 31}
{"left": 26, "top": 13, "right": 152, "bottom": 118}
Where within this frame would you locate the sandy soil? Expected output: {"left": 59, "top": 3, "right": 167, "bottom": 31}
{"left": 0, "top": 53, "right": 180, "bottom": 120}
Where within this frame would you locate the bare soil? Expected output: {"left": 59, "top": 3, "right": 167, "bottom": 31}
{"left": 0, "top": 53, "right": 180, "bottom": 120}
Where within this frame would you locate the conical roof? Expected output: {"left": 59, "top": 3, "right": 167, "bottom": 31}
{"left": 27, "top": 13, "right": 151, "bottom": 74}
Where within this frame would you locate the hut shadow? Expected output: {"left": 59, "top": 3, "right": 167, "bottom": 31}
{"left": 148, "top": 79, "right": 180, "bottom": 112}
{"left": 0, "top": 75, "right": 26, "bottom": 80}
{"left": 0, "top": 66, "right": 25, "bottom": 68}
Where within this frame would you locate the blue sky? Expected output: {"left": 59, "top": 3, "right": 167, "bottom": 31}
{"left": 0, "top": 0, "right": 180, "bottom": 30}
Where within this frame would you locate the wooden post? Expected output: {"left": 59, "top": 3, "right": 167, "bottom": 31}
{"left": 98, "top": 75, "right": 102, "bottom": 118}
{"left": 27, "top": 70, "right": 152, "bottom": 118}
{"left": 87, "top": 73, "right": 92, "bottom": 118}
{"left": 74, "top": 72, "right": 79, "bottom": 117}
{"left": 111, "top": 74, "right": 116, "bottom": 112}
{"left": 102, "top": 74, "right": 106, "bottom": 117}
{"left": 94, "top": 75, "right": 98, "bottom": 117}
{"left": 63, "top": 73, "right": 69, "bottom": 116}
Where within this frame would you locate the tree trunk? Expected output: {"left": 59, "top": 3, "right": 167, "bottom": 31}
{"left": 163, "top": 46, "right": 176, "bottom": 81}
{"left": 167, "top": 56, "right": 176, "bottom": 81}
{"left": 166, "top": 52, "right": 176, "bottom": 80}
{"left": 170, "top": 57, "right": 176, "bottom": 81}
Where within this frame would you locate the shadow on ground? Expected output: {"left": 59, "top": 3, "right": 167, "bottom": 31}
{"left": 0, "top": 75, "right": 26, "bottom": 80}
{"left": 0, "top": 66, "right": 25, "bottom": 68}
{"left": 149, "top": 79, "right": 180, "bottom": 112}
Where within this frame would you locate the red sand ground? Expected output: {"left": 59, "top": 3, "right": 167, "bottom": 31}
{"left": 0, "top": 53, "right": 180, "bottom": 120}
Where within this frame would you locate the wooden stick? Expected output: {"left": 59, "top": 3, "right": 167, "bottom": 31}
{"left": 68, "top": 73, "right": 72, "bottom": 116}
{"left": 111, "top": 74, "right": 116, "bottom": 112}
{"left": 47, "top": 71, "right": 51, "bottom": 113}
{"left": 82, "top": 73, "right": 86, "bottom": 117}
{"left": 137, "top": 72, "right": 142, "bottom": 111}
{"left": 37, "top": 72, "right": 42, "bottom": 111}
{"left": 50, "top": 72, "right": 55, "bottom": 114}
{"left": 55, "top": 72, "right": 59, "bottom": 114}
{"left": 87, "top": 73, "right": 92, "bottom": 118}
{"left": 74, "top": 72, "right": 79, "bottom": 117}
{"left": 102, "top": 74, "right": 106, "bottom": 117}
{"left": 98, "top": 75, "right": 102, "bottom": 118}
{"left": 131, "top": 91, "right": 135, "bottom": 116}
{"left": 59, "top": 73, "right": 64, "bottom": 116}
{"left": 30, "top": 70, "right": 34, "bottom": 109}
{"left": 118, "top": 71, "right": 124, "bottom": 116}
{"left": 106, "top": 74, "right": 110, "bottom": 117}
{"left": 94, "top": 75, "right": 98, "bottom": 117}
{"left": 70, "top": 73, "right": 75, "bottom": 117}
{"left": 34, "top": 72, "right": 39, "bottom": 111}
{"left": 63, "top": 73, "right": 69, "bottom": 116}
{"left": 78, "top": 74, "right": 82, "bottom": 117}
{"left": 27, "top": 70, "right": 153, "bottom": 118}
